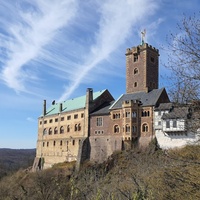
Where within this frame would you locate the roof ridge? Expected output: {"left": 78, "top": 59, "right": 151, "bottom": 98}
{"left": 109, "top": 94, "right": 123, "bottom": 109}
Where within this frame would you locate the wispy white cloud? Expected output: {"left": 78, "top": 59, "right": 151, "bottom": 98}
{"left": 26, "top": 117, "right": 37, "bottom": 122}
{"left": 58, "top": 0, "right": 160, "bottom": 101}
{"left": 0, "top": 0, "right": 78, "bottom": 93}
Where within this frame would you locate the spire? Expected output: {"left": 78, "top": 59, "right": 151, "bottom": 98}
{"left": 141, "top": 29, "right": 146, "bottom": 45}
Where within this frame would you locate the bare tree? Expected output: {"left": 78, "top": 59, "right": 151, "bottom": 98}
{"left": 165, "top": 12, "right": 200, "bottom": 103}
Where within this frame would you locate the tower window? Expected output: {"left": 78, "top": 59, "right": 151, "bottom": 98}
{"left": 142, "top": 123, "right": 149, "bottom": 132}
{"left": 134, "top": 54, "right": 138, "bottom": 62}
{"left": 134, "top": 82, "right": 137, "bottom": 87}
{"left": 151, "top": 57, "right": 155, "bottom": 63}
{"left": 134, "top": 68, "right": 138, "bottom": 74}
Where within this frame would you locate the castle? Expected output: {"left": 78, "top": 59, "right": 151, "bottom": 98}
{"left": 32, "top": 42, "right": 199, "bottom": 170}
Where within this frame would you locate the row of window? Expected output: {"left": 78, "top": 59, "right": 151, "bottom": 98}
{"left": 42, "top": 139, "right": 79, "bottom": 147}
{"left": 133, "top": 54, "right": 155, "bottom": 63}
{"left": 113, "top": 123, "right": 148, "bottom": 133}
{"left": 43, "top": 124, "right": 81, "bottom": 135}
{"left": 112, "top": 111, "right": 149, "bottom": 119}
{"left": 94, "top": 130, "right": 104, "bottom": 134}
{"left": 40, "top": 113, "right": 84, "bottom": 125}
{"left": 134, "top": 82, "right": 156, "bottom": 88}
{"left": 166, "top": 121, "right": 177, "bottom": 128}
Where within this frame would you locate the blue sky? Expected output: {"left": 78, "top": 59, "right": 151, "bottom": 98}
{"left": 0, "top": 0, "right": 199, "bottom": 149}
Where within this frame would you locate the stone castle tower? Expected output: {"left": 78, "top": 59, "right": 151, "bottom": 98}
{"left": 126, "top": 43, "right": 159, "bottom": 94}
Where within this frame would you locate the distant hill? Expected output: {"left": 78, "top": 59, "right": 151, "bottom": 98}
{"left": 0, "top": 148, "right": 35, "bottom": 179}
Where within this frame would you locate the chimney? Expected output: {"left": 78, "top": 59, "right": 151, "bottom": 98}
{"left": 87, "top": 88, "right": 93, "bottom": 103}
{"left": 59, "top": 103, "right": 62, "bottom": 113}
{"left": 43, "top": 100, "right": 46, "bottom": 116}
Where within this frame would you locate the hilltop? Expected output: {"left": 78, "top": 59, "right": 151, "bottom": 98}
{"left": 0, "top": 142, "right": 200, "bottom": 199}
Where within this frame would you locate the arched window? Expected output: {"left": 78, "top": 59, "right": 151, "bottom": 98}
{"left": 125, "top": 124, "right": 130, "bottom": 132}
{"left": 74, "top": 124, "right": 78, "bottom": 131}
{"left": 142, "top": 123, "right": 148, "bottom": 132}
{"left": 132, "top": 112, "right": 137, "bottom": 118}
{"left": 134, "top": 82, "right": 137, "bottom": 87}
{"left": 147, "top": 111, "right": 150, "bottom": 116}
{"left": 134, "top": 68, "right": 138, "bottom": 74}
{"left": 114, "top": 125, "right": 120, "bottom": 133}
{"left": 54, "top": 127, "right": 58, "bottom": 134}
{"left": 49, "top": 128, "right": 52, "bottom": 135}
{"left": 67, "top": 125, "right": 70, "bottom": 132}
{"left": 43, "top": 128, "right": 47, "bottom": 135}
{"left": 132, "top": 126, "right": 137, "bottom": 133}
{"left": 60, "top": 126, "right": 64, "bottom": 134}
{"left": 78, "top": 124, "right": 81, "bottom": 131}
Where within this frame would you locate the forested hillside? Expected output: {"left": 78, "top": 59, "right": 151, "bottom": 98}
{"left": 0, "top": 148, "right": 35, "bottom": 179}
{"left": 0, "top": 142, "right": 200, "bottom": 199}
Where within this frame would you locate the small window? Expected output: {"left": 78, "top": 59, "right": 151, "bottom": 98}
{"left": 97, "top": 117, "right": 103, "bottom": 126}
{"left": 81, "top": 113, "right": 84, "bottom": 118}
{"left": 67, "top": 125, "right": 70, "bottom": 132}
{"left": 78, "top": 124, "right": 81, "bottom": 131}
{"left": 74, "top": 124, "right": 78, "bottom": 131}
{"left": 44, "top": 120, "right": 47, "bottom": 124}
{"left": 158, "top": 111, "right": 161, "bottom": 116}
{"left": 114, "top": 125, "right": 120, "bottom": 133}
{"left": 158, "top": 121, "right": 161, "bottom": 126}
{"left": 125, "top": 112, "right": 130, "bottom": 118}
{"left": 53, "top": 141, "right": 56, "bottom": 146}
{"left": 67, "top": 116, "right": 71, "bottom": 120}
{"left": 39, "top": 121, "right": 42, "bottom": 125}
{"left": 49, "top": 119, "right": 53, "bottom": 123}
{"left": 132, "top": 126, "right": 137, "bottom": 133}
{"left": 43, "top": 128, "right": 47, "bottom": 135}
{"left": 47, "top": 142, "right": 49, "bottom": 147}
{"left": 151, "top": 57, "right": 155, "bottom": 63}
{"left": 60, "top": 126, "right": 64, "bottom": 134}
{"left": 142, "top": 123, "right": 148, "bottom": 132}
{"left": 55, "top": 118, "right": 58, "bottom": 122}
{"left": 134, "top": 54, "right": 138, "bottom": 62}
{"left": 74, "top": 114, "right": 78, "bottom": 119}
{"left": 60, "top": 141, "right": 63, "bottom": 146}
{"left": 132, "top": 112, "right": 137, "bottom": 118}
{"left": 54, "top": 127, "right": 58, "bottom": 134}
{"left": 125, "top": 125, "right": 130, "bottom": 132}
{"left": 173, "top": 121, "right": 177, "bottom": 128}
{"left": 43, "top": 142, "right": 45, "bottom": 147}
{"left": 61, "top": 117, "right": 64, "bottom": 121}
{"left": 49, "top": 128, "right": 52, "bottom": 135}
{"left": 166, "top": 121, "right": 170, "bottom": 128}
{"left": 134, "top": 82, "right": 137, "bottom": 87}
{"left": 134, "top": 68, "right": 138, "bottom": 74}
{"left": 72, "top": 140, "right": 75, "bottom": 146}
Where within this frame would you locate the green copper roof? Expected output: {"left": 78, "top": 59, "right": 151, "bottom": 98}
{"left": 44, "top": 90, "right": 106, "bottom": 116}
